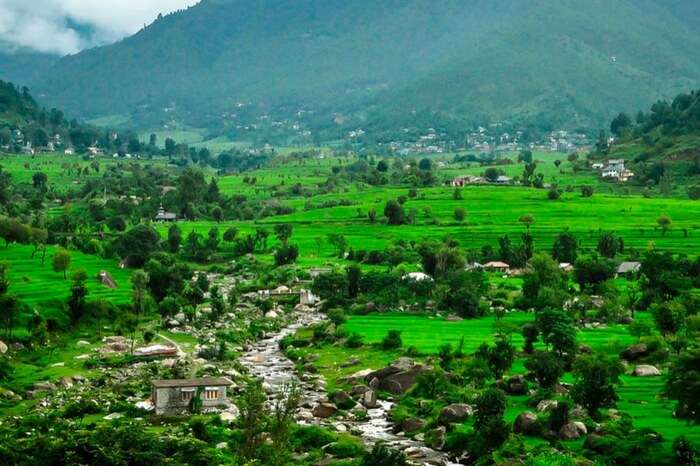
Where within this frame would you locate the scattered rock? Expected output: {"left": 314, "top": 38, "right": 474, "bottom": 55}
{"left": 312, "top": 403, "right": 337, "bottom": 418}
{"left": 76, "top": 340, "right": 90, "bottom": 347}
{"left": 333, "top": 390, "right": 352, "bottom": 406}
{"left": 633, "top": 364, "right": 661, "bottom": 377}
{"left": 439, "top": 403, "right": 474, "bottom": 424}
{"left": 513, "top": 411, "right": 539, "bottom": 435}
{"left": 104, "top": 412, "right": 123, "bottom": 420}
{"left": 340, "top": 368, "right": 373, "bottom": 384}
{"left": 620, "top": 343, "right": 649, "bottom": 361}
{"left": 216, "top": 442, "right": 228, "bottom": 450}
{"left": 578, "top": 344, "right": 593, "bottom": 354}
{"left": 427, "top": 426, "right": 446, "bottom": 450}
{"left": 51, "top": 362, "right": 65, "bottom": 367}
{"left": 265, "top": 310, "right": 279, "bottom": 319}
{"left": 402, "top": 417, "right": 425, "bottom": 432}
{"left": 537, "top": 400, "right": 558, "bottom": 412}
{"left": 559, "top": 421, "right": 587, "bottom": 440}
{"left": 351, "top": 384, "right": 369, "bottom": 396}
{"left": 335, "top": 423, "right": 347, "bottom": 433}
{"left": 0, "top": 340, "right": 7, "bottom": 354}
{"left": 220, "top": 405, "right": 240, "bottom": 422}
{"left": 33, "top": 381, "right": 56, "bottom": 392}
{"left": 58, "top": 376, "right": 74, "bottom": 388}
{"left": 340, "top": 357, "right": 361, "bottom": 368}
{"left": 361, "top": 389, "right": 378, "bottom": 409}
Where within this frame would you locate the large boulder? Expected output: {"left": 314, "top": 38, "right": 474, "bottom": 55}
{"left": 33, "top": 381, "right": 57, "bottom": 392}
{"left": 333, "top": 390, "right": 354, "bottom": 408}
{"left": 401, "top": 417, "right": 426, "bottom": 433}
{"left": 620, "top": 343, "right": 649, "bottom": 361}
{"left": 513, "top": 411, "right": 539, "bottom": 435}
{"left": 439, "top": 403, "right": 474, "bottom": 424}
{"left": 505, "top": 375, "right": 528, "bottom": 395}
{"left": 364, "top": 358, "right": 427, "bottom": 394}
{"left": 559, "top": 421, "right": 587, "bottom": 440}
{"left": 312, "top": 403, "right": 337, "bottom": 418}
{"left": 426, "top": 426, "right": 446, "bottom": 450}
{"left": 633, "top": 364, "right": 661, "bottom": 377}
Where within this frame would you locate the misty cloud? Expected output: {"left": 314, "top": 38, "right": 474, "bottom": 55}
{"left": 0, "top": 0, "right": 198, "bottom": 55}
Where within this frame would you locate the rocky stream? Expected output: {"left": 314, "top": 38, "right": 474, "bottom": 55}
{"left": 239, "top": 308, "right": 460, "bottom": 466}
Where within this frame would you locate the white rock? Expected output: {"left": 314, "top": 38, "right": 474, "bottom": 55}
{"left": 0, "top": 340, "right": 7, "bottom": 354}
{"left": 76, "top": 340, "right": 91, "bottom": 347}
{"left": 633, "top": 365, "right": 661, "bottom": 377}
{"left": 104, "top": 413, "right": 123, "bottom": 420}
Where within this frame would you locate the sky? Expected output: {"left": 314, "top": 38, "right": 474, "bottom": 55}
{"left": 0, "top": 0, "right": 200, "bottom": 55}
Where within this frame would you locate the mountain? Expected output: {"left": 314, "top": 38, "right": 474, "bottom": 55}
{"left": 29, "top": 0, "right": 700, "bottom": 139}
{"left": 0, "top": 49, "right": 60, "bottom": 87}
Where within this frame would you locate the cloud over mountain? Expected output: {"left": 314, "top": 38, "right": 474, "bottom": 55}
{"left": 0, "top": 0, "right": 198, "bottom": 55}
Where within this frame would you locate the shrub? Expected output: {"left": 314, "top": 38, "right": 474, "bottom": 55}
{"left": 326, "top": 308, "right": 347, "bottom": 326}
{"left": 345, "top": 332, "right": 364, "bottom": 348}
{"left": 361, "top": 443, "right": 407, "bottom": 466}
{"left": 381, "top": 329, "right": 402, "bottom": 350}
{"left": 290, "top": 426, "right": 336, "bottom": 451}
{"left": 327, "top": 438, "right": 364, "bottom": 458}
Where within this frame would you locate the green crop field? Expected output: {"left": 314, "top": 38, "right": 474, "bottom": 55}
{"left": 0, "top": 244, "right": 132, "bottom": 330}
{"left": 342, "top": 312, "right": 700, "bottom": 447}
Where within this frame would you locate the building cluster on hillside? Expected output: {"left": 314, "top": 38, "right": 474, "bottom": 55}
{"left": 592, "top": 158, "right": 634, "bottom": 182}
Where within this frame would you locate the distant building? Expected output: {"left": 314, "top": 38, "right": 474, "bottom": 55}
{"left": 451, "top": 175, "right": 485, "bottom": 187}
{"left": 591, "top": 163, "right": 604, "bottom": 170}
{"left": 495, "top": 175, "right": 511, "bottom": 184}
{"left": 152, "top": 377, "right": 233, "bottom": 415}
{"left": 402, "top": 272, "right": 433, "bottom": 282}
{"left": 154, "top": 206, "right": 177, "bottom": 222}
{"left": 483, "top": 261, "right": 511, "bottom": 273}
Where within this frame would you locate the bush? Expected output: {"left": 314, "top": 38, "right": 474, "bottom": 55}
{"left": 361, "top": 443, "right": 407, "bottom": 466}
{"left": 381, "top": 329, "right": 402, "bottom": 350}
{"left": 326, "top": 438, "right": 364, "bottom": 458}
{"left": 345, "top": 332, "right": 364, "bottom": 348}
{"left": 290, "top": 425, "right": 336, "bottom": 451}
{"left": 326, "top": 308, "right": 347, "bottom": 326}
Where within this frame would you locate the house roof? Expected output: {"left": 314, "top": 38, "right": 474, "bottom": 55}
{"left": 152, "top": 377, "right": 233, "bottom": 388}
{"left": 484, "top": 261, "right": 510, "bottom": 268}
{"left": 617, "top": 262, "right": 641, "bottom": 274}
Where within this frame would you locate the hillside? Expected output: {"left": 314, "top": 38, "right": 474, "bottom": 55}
{"left": 30, "top": 0, "right": 700, "bottom": 139}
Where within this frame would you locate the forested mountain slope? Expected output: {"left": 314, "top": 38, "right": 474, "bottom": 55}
{"left": 30, "top": 0, "right": 700, "bottom": 136}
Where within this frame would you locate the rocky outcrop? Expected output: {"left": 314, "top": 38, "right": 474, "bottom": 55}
{"left": 537, "top": 399, "right": 558, "bottom": 412}
{"left": 513, "top": 411, "right": 539, "bottom": 435}
{"left": 620, "top": 343, "right": 649, "bottom": 361}
{"left": 633, "top": 364, "right": 661, "bottom": 376}
{"left": 364, "top": 358, "right": 427, "bottom": 394}
{"left": 438, "top": 403, "right": 474, "bottom": 424}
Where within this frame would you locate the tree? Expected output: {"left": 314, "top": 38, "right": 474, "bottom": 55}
{"left": 552, "top": 231, "right": 577, "bottom": 263}
{"left": 239, "top": 379, "right": 268, "bottom": 460}
{"left": 211, "top": 206, "right": 224, "bottom": 222}
{"left": 52, "top": 248, "right": 71, "bottom": 279}
{"left": 118, "top": 312, "right": 139, "bottom": 354}
{"left": 597, "top": 232, "right": 623, "bottom": 258}
{"left": 327, "top": 233, "right": 347, "bottom": 257}
{"left": 571, "top": 354, "right": 624, "bottom": 417}
{"left": 521, "top": 323, "right": 539, "bottom": 354}
{"left": 67, "top": 269, "right": 88, "bottom": 322}
{"left": 476, "top": 337, "right": 515, "bottom": 379}
{"left": 223, "top": 227, "right": 238, "bottom": 243}
{"left": 610, "top": 112, "right": 632, "bottom": 137}
{"left": 384, "top": 200, "right": 406, "bottom": 225}
{"left": 164, "top": 137, "right": 176, "bottom": 158}
{"left": 274, "top": 244, "right": 299, "bottom": 266}
{"left": 665, "top": 348, "right": 700, "bottom": 422}
{"left": 32, "top": 172, "right": 48, "bottom": 191}
{"left": 485, "top": 167, "right": 501, "bottom": 182}
{"left": 474, "top": 387, "right": 507, "bottom": 429}
{"left": 525, "top": 351, "right": 564, "bottom": 388}
{"left": 376, "top": 160, "right": 389, "bottom": 172}
{"left": 0, "top": 294, "right": 19, "bottom": 339}
{"left": 347, "top": 264, "right": 361, "bottom": 298}
{"left": 536, "top": 309, "right": 577, "bottom": 361}
{"left": 657, "top": 214, "right": 672, "bottom": 236}
{"left": 167, "top": 224, "right": 182, "bottom": 253}
{"left": 115, "top": 225, "right": 160, "bottom": 267}
{"left": 580, "top": 185, "right": 594, "bottom": 198}
{"left": 651, "top": 301, "right": 686, "bottom": 335}
{"left": 273, "top": 223, "right": 293, "bottom": 246}
{"left": 522, "top": 253, "right": 566, "bottom": 308}
{"left": 418, "top": 158, "right": 432, "bottom": 171}
{"left": 518, "top": 214, "right": 534, "bottom": 232}
{"left": 573, "top": 256, "right": 615, "bottom": 293}
{"left": 131, "top": 271, "right": 150, "bottom": 314}
{"left": 454, "top": 207, "right": 466, "bottom": 223}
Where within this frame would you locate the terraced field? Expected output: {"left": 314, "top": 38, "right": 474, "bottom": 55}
{"left": 0, "top": 244, "right": 132, "bottom": 329}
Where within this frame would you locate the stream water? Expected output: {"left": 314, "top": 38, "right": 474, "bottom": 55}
{"left": 238, "top": 309, "right": 460, "bottom": 466}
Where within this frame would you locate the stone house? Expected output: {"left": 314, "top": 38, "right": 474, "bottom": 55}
{"left": 152, "top": 377, "right": 233, "bottom": 415}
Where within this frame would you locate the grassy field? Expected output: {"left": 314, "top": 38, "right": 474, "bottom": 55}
{"left": 0, "top": 244, "right": 132, "bottom": 329}
{"left": 342, "top": 312, "right": 700, "bottom": 447}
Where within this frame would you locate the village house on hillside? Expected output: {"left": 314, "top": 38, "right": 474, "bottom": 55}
{"left": 616, "top": 261, "right": 641, "bottom": 277}
{"left": 451, "top": 175, "right": 485, "bottom": 187}
{"left": 152, "top": 377, "right": 233, "bottom": 415}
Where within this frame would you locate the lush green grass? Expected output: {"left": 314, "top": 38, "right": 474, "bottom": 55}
{"left": 0, "top": 244, "right": 132, "bottom": 329}
{"left": 342, "top": 312, "right": 700, "bottom": 446}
